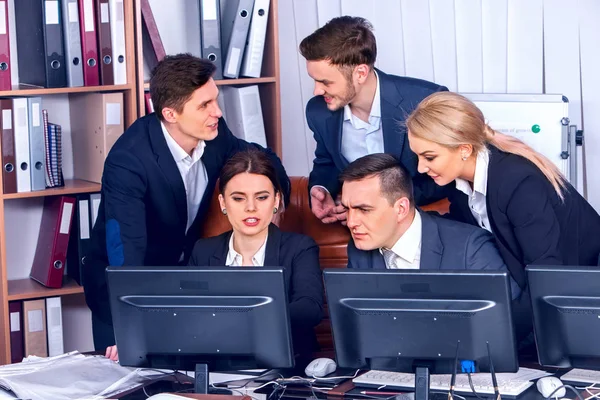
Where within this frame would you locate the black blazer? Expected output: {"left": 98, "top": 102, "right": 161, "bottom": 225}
{"left": 306, "top": 69, "right": 452, "bottom": 205}
{"left": 188, "top": 224, "right": 324, "bottom": 363}
{"left": 448, "top": 145, "right": 600, "bottom": 289}
{"left": 83, "top": 113, "right": 291, "bottom": 345}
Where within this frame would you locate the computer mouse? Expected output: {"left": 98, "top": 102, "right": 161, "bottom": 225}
{"left": 304, "top": 357, "right": 337, "bottom": 378}
{"left": 536, "top": 376, "right": 565, "bottom": 398}
{"left": 146, "top": 393, "right": 190, "bottom": 400}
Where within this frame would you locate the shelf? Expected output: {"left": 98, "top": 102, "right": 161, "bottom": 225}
{"left": 3, "top": 179, "right": 101, "bottom": 200}
{"left": 7, "top": 277, "right": 83, "bottom": 301}
{"left": 0, "top": 84, "right": 133, "bottom": 97}
{"left": 143, "top": 76, "right": 277, "bottom": 90}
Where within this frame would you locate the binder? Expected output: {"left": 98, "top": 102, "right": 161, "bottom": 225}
{"left": 9, "top": 301, "right": 24, "bottom": 363}
{"left": 30, "top": 196, "right": 76, "bottom": 288}
{"left": 144, "top": 92, "right": 154, "bottom": 113}
{"left": 45, "top": 297, "right": 64, "bottom": 357}
{"left": 0, "top": 0, "right": 11, "bottom": 90}
{"left": 70, "top": 92, "right": 124, "bottom": 183}
{"left": 48, "top": 122, "right": 64, "bottom": 186}
{"left": 61, "top": 0, "right": 84, "bottom": 87}
{"left": 90, "top": 192, "right": 101, "bottom": 225}
{"left": 200, "top": 0, "right": 223, "bottom": 79}
{"left": 223, "top": 0, "right": 254, "bottom": 78}
{"left": 220, "top": 85, "right": 266, "bottom": 147}
{"left": 27, "top": 97, "right": 46, "bottom": 191}
{"left": 23, "top": 299, "right": 47, "bottom": 357}
{"left": 0, "top": 99, "right": 15, "bottom": 194}
{"left": 109, "top": 0, "right": 127, "bottom": 85}
{"left": 78, "top": 0, "right": 100, "bottom": 86}
{"left": 66, "top": 193, "right": 93, "bottom": 285}
{"left": 96, "top": 0, "right": 114, "bottom": 85}
{"left": 240, "top": 0, "right": 269, "bottom": 78}
{"left": 14, "top": 0, "right": 68, "bottom": 88}
{"left": 12, "top": 98, "right": 31, "bottom": 193}
{"left": 140, "top": 0, "right": 165, "bottom": 69}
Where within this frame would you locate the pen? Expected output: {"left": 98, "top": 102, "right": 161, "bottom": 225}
{"left": 360, "top": 391, "right": 406, "bottom": 396}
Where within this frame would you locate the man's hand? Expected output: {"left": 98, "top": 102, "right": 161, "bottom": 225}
{"left": 310, "top": 187, "right": 347, "bottom": 224}
{"left": 105, "top": 345, "right": 119, "bottom": 362}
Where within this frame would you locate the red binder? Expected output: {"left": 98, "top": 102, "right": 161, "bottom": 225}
{"left": 30, "top": 196, "right": 76, "bottom": 288}
{"left": 96, "top": 0, "right": 114, "bottom": 85}
{"left": 9, "top": 301, "right": 23, "bottom": 363}
{"left": 0, "top": 0, "right": 11, "bottom": 91}
{"left": 78, "top": 0, "right": 100, "bottom": 86}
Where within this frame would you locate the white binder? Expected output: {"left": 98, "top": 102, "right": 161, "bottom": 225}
{"left": 45, "top": 297, "right": 64, "bottom": 357}
{"left": 220, "top": 85, "right": 266, "bottom": 147}
{"left": 27, "top": 97, "right": 45, "bottom": 191}
{"left": 223, "top": 0, "right": 254, "bottom": 78}
{"left": 61, "top": 0, "right": 85, "bottom": 87}
{"left": 200, "top": 0, "right": 223, "bottom": 79}
{"left": 240, "top": 0, "right": 269, "bottom": 78}
{"left": 12, "top": 98, "right": 31, "bottom": 193}
{"left": 109, "top": 0, "right": 127, "bottom": 85}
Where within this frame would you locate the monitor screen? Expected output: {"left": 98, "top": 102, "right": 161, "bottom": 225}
{"left": 324, "top": 269, "right": 518, "bottom": 374}
{"left": 106, "top": 266, "right": 295, "bottom": 371}
{"left": 527, "top": 265, "right": 600, "bottom": 369}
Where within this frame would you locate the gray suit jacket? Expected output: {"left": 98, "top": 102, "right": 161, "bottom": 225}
{"left": 347, "top": 210, "right": 522, "bottom": 298}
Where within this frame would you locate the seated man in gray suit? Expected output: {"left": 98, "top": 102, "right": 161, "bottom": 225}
{"left": 340, "top": 153, "right": 521, "bottom": 298}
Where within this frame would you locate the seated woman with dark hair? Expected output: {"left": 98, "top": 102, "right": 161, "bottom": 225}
{"left": 188, "top": 149, "right": 324, "bottom": 366}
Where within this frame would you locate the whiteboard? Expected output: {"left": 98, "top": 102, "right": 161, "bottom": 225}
{"left": 461, "top": 93, "right": 570, "bottom": 182}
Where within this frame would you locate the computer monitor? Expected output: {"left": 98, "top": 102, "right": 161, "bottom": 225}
{"left": 106, "top": 266, "right": 294, "bottom": 392}
{"left": 527, "top": 265, "right": 600, "bottom": 369}
{"left": 324, "top": 269, "right": 518, "bottom": 400}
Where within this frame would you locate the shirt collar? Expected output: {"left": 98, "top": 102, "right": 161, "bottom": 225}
{"left": 380, "top": 210, "right": 422, "bottom": 264}
{"left": 455, "top": 149, "right": 490, "bottom": 197}
{"left": 161, "top": 121, "right": 206, "bottom": 163}
{"left": 226, "top": 232, "right": 268, "bottom": 267}
{"left": 343, "top": 70, "right": 382, "bottom": 124}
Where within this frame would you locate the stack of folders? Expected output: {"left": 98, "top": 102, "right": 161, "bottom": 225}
{"left": 42, "top": 109, "right": 64, "bottom": 188}
{"left": 12, "top": 0, "right": 128, "bottom": 88}
{"left": 8, "top": 297, "right": 64, "bottom": 361}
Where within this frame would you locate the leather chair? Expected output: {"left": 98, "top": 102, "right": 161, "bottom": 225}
{"left": 200, "top": 176, "right": 450, "bottom": 357}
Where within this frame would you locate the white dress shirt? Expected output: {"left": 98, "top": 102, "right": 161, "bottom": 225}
{"left": 161, "top": 122, "right": 208, "bottom": 233}
{"left": 379, "top": 211, "right": 422, "bottom": 269}
{"left": 226, "top": 233, "right": 268, "bottom": 267}
{"left": 340, "top": 71, "right": 384, "bottom": 163}
{"left": 455, "top": 150, "right": 492, "bottom": 233}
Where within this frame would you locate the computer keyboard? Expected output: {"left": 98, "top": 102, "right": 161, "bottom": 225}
{"left": 353, "top": 370, "right": 534, "bottom": 397}
{"left": 561, "top": 368, "right": 600, "bottom": 385}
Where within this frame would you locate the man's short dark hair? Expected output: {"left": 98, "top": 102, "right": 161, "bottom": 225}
{"left": 339, "top": 154, "right": 414, "bottom": 206}
{"left": 299, "top": 16, "right": 377, "bottom": 70}
{"left": 150, "top": 53, "right": 216, "bottom": 121}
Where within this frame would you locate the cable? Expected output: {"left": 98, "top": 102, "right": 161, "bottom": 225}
{"left": 545, "top": 384, "right": 585, "bottom": 400}
{"left": 466, "top": 373, "right": 486, "bottom": 400}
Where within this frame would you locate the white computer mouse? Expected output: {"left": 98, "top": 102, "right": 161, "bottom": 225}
{"left": 146, "top": 393, "right": 190, "bottom": 400}
{"left": 304, "top": 357, "right": 337, "bottom": 378}
{"left": 536, "top": 376, "right": 566, "bottom": 398}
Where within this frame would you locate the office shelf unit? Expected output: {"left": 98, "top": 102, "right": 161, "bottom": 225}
{"left": 135, "top": 0, "right": 283, "bottom": 156}
{"left": 0, "top": 0, "right": 139, "bottom": 365}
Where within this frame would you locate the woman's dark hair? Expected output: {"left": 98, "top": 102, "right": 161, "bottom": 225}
{"left": 219, "top": 149, "right": 282, "bottom": 194}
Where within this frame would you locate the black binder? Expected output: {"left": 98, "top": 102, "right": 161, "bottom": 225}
{"left": 66, "top": 193, "right": 94, "bottom": 285}
{"left": 14, "top": 0, "right": 67, "bottom": 88}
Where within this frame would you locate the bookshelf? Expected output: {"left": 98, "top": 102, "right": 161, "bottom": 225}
{"left": 0, "top": 0, "right": 139, "bottom": 364}
{"left": 134, "top": 0, "right": 283, "bottom": 157}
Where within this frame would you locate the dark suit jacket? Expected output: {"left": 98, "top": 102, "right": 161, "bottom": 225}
{"left": 306, "top": 69, "right": 451, "bottom": 205}
{"left": 188, "top": 224, "right": 324, "bottom": 363}
{"left": 448, "top": 145, "right": 600, "bottom": 290}
{"left": 83, "top": 113, "right": 291, "bottom": 347}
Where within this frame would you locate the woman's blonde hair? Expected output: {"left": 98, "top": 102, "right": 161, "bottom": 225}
{"left": 405, "top": 92, "right": 567, "bottom": 199}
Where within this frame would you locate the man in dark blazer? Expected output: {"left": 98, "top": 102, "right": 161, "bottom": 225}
{"left": 298, "top": 16, "right": 450, "bottom": 225}
{"left": 84, "top": 54, "right": 291, "bottom": 351}
{"left": 188, "top": 223, "right": 323, "bottom": 367}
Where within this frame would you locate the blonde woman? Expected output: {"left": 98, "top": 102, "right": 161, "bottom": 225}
{"left": 406, "top": 92, "right": 600, "bottom": 291}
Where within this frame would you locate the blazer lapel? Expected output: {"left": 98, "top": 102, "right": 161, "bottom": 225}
{"left": 326, "top": 111, "right": 348, "bottom": 168}
{"left": 209, "top": 231, "right": 232, "bottom": 266}
{"left": 418, "top": 211, "right": 443, "bottom": 270}
{"left": 378, "top": 69, "right": 406, "bottom": 158}
{"left": 371, "top": 250, "right": 387, "bottom": 269}
{"left": 148, "top": 116, "right": 187, "bottom": 225}
{"left": 263, "top": 224, "right": 282, "bottom": 266}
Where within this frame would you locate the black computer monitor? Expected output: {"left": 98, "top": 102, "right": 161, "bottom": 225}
{"left": 324, "top": 269, "right": 518, "bottom": 399}
{"left": 106, "top": 266, "right": 294, "bottom": 392}
{"left": 527, "top": 265, "right": 600, "bottom": 369}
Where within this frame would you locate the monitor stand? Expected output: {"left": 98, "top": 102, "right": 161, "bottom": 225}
{"left": 414, "top": 366, "right": 430, "bottom": 400}
{"left": 195, "top": 363, "right": 209, "bottom": 394}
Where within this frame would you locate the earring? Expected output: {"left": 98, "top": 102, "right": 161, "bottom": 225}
{"left": 221, "top": 209, "right": 227, "bottom": 215}
{"left": 462, "top": 155, "right": 468, "bottom": 161}
{"left": 273, "top": 207, "right": 278, "bottom": 214}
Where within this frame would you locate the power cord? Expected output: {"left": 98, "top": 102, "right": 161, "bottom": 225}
{"left": 545, "top": 384, "right": 584, "bottom": 400}
{"left": 466, "top": 372, "right": 485, "bottom": 400}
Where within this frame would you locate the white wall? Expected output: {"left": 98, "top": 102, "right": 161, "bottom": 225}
{"left": 279, "top": 0, "right": 600, "bottom": 212}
